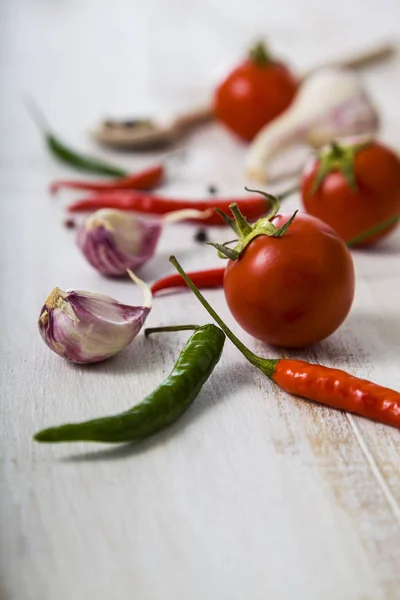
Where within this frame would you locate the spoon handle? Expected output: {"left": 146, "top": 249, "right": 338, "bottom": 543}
{"left": 301, "top": 41, "right": 396, "bottom": 79}
{"left": 172, "top": 105, "right": 214, "bottom": 132}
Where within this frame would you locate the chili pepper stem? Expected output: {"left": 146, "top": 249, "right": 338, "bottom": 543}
{"left": 22, "top": 94, "right": 51, "bottom": 134}
{"left": 145, "top": 325, "right": 199, "bottom": 337}
{"left": 278, "top": 184, "right": 299, "bottom": 201}
{"left": 25, "top": 95, "right": 127, "bottom": 178}
{"left": 346, "top": 213, "right": 400, "bottom": 246}
{"left": 169, "top": 255, "right": 278, "bottom": 379}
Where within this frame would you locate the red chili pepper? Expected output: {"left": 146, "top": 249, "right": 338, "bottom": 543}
{"left": 273, "top": 360, "right": 400, "bottom": 427}
{"left": 67, "top": 191, "right": 271, "bottom": 225}
{"left": 171, "top": 255, "right": 400, "bottom": 429}
{"left": 151, "top": 268, "right": 225, "bottom": 295}
{"left": 50, "top": 164, "right": 164, "bottom": 195}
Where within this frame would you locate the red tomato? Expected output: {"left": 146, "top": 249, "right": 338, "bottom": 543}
{"left": 214, "top": 43, "right": 298, "bottom": 142}
{"left": 223, "top": 213, "right": 355, "bottom": 348}
{"left": 301, "top": 141, "right": 400, "bottom": 246}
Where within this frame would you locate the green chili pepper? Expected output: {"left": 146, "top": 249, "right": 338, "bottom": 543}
{"left": 34, "top": 324, "right": 225, "bottom": 444}
{"left": 25, "top": 97, "right": 127, "bottom": 177}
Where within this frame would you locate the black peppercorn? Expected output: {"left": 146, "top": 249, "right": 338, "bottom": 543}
{"left": 194, "top": 229, "right": 209, "bottom": 243}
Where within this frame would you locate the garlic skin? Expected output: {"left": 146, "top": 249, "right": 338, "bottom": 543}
{"left": 77, "top": 208, "right": 212, "bottom": 277}
{"left": 38, "top": 272, "right": 151, "bottom": 364}
{"left": 77, "top": 209, "right": 161, "bottom": 277}
{"left": 245, "top": 67, "right": 379, "bottom": 183}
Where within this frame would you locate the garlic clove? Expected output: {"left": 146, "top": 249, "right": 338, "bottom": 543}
{"left": 77, "top": 207, "right": 213, "bottom": 277}
{"left": 245, "top": 67, "right": 379, "bottom": 183}
{"left": 38, "top": 271, "right": 151, "bottom": 364}
{"left": 77, "top": 209, "right": 162, "bottom": 277}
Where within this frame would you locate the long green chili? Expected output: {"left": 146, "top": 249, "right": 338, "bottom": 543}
{"left": 34, "top": 324, "right": 225, "bottom": 443}
{"left": 25, "top": 97, "right": 127, "bottom": 177}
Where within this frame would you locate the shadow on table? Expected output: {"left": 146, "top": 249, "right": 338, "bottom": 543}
{"left": 61, "top": 361, "right": 254, "bottom": 463}
{"left": 73, "top": 327, "right": 195, "bottom": 376}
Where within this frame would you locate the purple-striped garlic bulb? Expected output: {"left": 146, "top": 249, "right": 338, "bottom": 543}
{"left": 77, "top": 208, "right": 211, "bottom": 277}
{"left": 38, "top": 271, "right": 151, "bottom": 364}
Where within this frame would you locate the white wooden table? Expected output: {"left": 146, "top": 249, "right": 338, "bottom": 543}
{"left": 1, "top": 1, "right": 400, "bottom": 598}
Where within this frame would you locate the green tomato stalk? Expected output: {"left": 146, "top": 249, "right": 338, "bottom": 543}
{"left": 208, "top": 188, "right": 298, "bottom": 260}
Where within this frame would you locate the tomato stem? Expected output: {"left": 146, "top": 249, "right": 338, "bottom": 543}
{"left": 207, "top": 241, "right": 239, "bottom": 260}
{"left": 214, "top": 208, "right": 239, "bottom": 233}
{"left": 213, "top": 190, "right": 298, "bottom": 260}
{"left": 330, "top": 141, "right": 343, "bottom": 158}
{"left": 273, "top": 210, "right": 298, "bottom": 237}
{"left": 279, "top": 184, "right": 299, "bottom": 201}
{"left": 310, "top": 139, "right": 372, "bottom": 195}
{"left": 169, "top": 255, "right": 279, "bottom": 379}
{"left": 229, "top": 203, "right": 252, "bottom": 236}
{"left": 249, "top": 41, "right": 272, "bottom": 67}
{"left": 213, "top": 186, "right": 296, "bottom": 234}
{"left": 245, "top": 187, "right": 281, "bottom": 221}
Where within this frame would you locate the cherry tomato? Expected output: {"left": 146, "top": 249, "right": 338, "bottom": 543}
{"left": 301, "top": 141, "right": 400, "bottom": 246}
{"left": 223, "top": 213, "right": 355, "bottom": 348}
{"left": 214, "top": 42, "right": 298, "bottom": 142}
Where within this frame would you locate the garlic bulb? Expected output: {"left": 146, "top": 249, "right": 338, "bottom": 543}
{"left": 38, "top": 271, "right": 151, "bottom": 364}
{"left": 77, "top": 208, "right": 212, "bottom": 277}
{"left": 245, "top": 67, "right": 379, "bottom": 183}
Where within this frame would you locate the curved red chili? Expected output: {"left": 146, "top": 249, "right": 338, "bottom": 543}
{"left": 50, "top": 164, "right": 164, "bottom": 195}
{"left": 67, "top": 191, "right": 271, "bottom": 225}
{"left": 151, "top": 268, "right": 225, "bottom": 295}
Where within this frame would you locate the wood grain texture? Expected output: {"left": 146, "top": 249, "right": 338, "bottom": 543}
{"left": 1, "top": 0, "right": 400, "bottom": 599}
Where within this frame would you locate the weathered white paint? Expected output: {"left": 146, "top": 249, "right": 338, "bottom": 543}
{"left": 1, "top": 0, "right": 400, "bottom": 598}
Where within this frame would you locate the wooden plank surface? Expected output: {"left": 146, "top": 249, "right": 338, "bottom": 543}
{"left": 1, "top": 1, "right": 400, "bottom": 599}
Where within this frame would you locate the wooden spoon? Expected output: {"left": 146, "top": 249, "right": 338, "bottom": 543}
{"left": 91, "top": 41, "right": 395, "bottom": 151}
{"left": 92, "top": 106, "right": 213, "bottom": 150}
